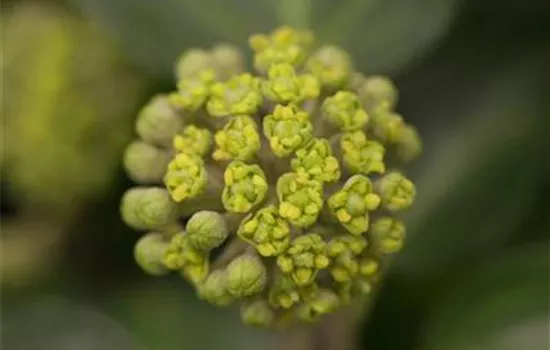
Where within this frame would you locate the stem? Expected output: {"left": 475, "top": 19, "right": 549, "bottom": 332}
{"left": 278, "top": 0, "right": 311, "bottom": 29}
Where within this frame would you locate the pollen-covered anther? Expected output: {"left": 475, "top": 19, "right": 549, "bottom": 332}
{"left": 306, "top": 45, "right": 352, "bottom": 89}
{"left": 291, "top": 138, "right": 341, "bottom": 183}
{"left": 164, "top": 152, "right": 207, "bottom": 202}
{"left": 377, "top": 172, "right": 416, "bottom": 211}
{"left": 169, "top": 69, "right": 216, "bottom": 112}
{"left": 276, "top": 173, "right": 324, "bottom": 228}
{"left": 163, "top": 232, "right": 209, "bottom": 285}
{"left": 328, "top": 175, "right": 381, "bottom": 235}
{"left": 276, "top": 233, "right": 330, "bottom": 286}
{"left": 222, "top": 161, "right": 268, "bottom": 213}
{"left": 212, "top": 115, "right": 261, "bottom": 161}
{"left": 262, "top": 64, "right": 320, "bottom": 104}
{"left": 340, "top": 130, "right": 386, "bottom": 174}
{"left": 322, "top": 91, "right": 368, "bottom": 131}
{"left": 249, "top": 26, "right": 313, "bottom": 72}
{"left": 263, "top": 104, "right": 313, "bottom": 157}
{"left": 370, "top": 217, "right": 406, "bottom": 254}
{"left": 238, "top": 205, "right": 290, "bottom": 257}
{"left": 206, "top": 73, "right": 262, "bottom": 117}
{"left": 173, "top": 125, "right": 212, "bottom": 157}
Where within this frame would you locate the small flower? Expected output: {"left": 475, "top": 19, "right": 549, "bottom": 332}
{"left": 210, "top": 44, "right": 246, "bottom": 80}
{"left": 327, "top": 236, "right": 367, "bottom": 283}
{"left": 185, "top": 211, "right": 229, "bottom": 250}
{"left": 263, "top": 104, "right": 313, "bottom": 157}
{"left": 212, "top": 115, "right": 261, "bottom": 161}
{"left": 163, "top": 232, "right": 209, "bottom": 285}
{"left": 249, "top": 26, "right": 313, "bottom": 72}
{"left": 268, "top": 275, "right": 313, "bottom": 309}
{"left": 340, "top": 130, "right": 386, "bottom": 174}
{"left": 197, "top": 269, "right": 234, "bottom": 306}
{"left": 370, "top": 103, "right": 405, "bottom": 144}
{"left": 123, "top": 141, "right": 171, "bottom": 184}
{"left": 306, "top": 45, "right": 352, "bottom": 89}
{"left": 135, "top": 95, "right": 183, "bottom": 148}
{"left": 169, "top": 69, "right": 216, "bottom": 112}
{"left": 222, "top": 161, "right": 268, "bottom": 213}
{"left": 357, "top": 75, "right": 398, "bottom": 112}
{"left": 262, "top": 64, "right": 320, "bottom": 104}
{"left": 175, "top": 48, "right": 215, "bottom": 80}
{"left": 173, "top": 125, "right": 212, "bottom": 157}
{"left": 395, "top": 124, "right": 422, "bottom": 162}
{"left": 328, "top": 175, "right": 381, "bottom": 235}
{"left": 120, "top": 187, "right": 177, "bottom": 231}
{"left": 291, "top": 138, "right": 341, "bottom": 183}
{"left": 134, "top": 232, "right": 171, "bottom": 276}
{"left": 276, "top": 233, "right": 330, "bottom": 286}
{"left": 226, "top": 253, "right": 267, "bottom": 298}
{"left": 164, "top": 153, "right": 207, "bottom": 202}
{"left": 377, "top": 172, "right": 416, "bottom": 211}
{"left": 277, "top": 173, "right": 324, "bottom": 228}
{"left": 322, "top": 91, "right": 368, "bottom": 131}
{"left": 369, "top": 217, "right": 406, "bottom": 254}
{"left": 238, "top": 205, "right": 290, "bottom": 257}
{"left": 206, "top": 73, "right": 262, "bottom": 117}
{"left": 241, "top": 299, "right": 275, "bottom": 327}
{"left": 296, "top": 289, "right": 340, "bottom": 322}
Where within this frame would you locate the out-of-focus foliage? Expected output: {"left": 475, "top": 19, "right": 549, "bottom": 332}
{"left": 67, "top": 0, "right": 458, "bottom": 79}
{"left": 2, "top": 2, "right": 144, "bottom": 214}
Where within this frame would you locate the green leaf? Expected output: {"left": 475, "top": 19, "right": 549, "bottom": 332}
{"left": 420, "top": 243, "right": 549, "bottom": 350}
{"left": 314, "top": 0, "right": 460, "bottom": 74}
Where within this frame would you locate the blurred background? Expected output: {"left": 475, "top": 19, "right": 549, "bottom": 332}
{"left": 1, "top": 0, "right": 548, "bottom": 349}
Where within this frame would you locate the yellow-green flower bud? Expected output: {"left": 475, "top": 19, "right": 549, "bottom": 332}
{"left": 276, "top": 233, "right": 330, "bottom": 286}
{"left": 135, "top": 95, "right": 183, "bottom": 148}
{"left": 340, "top": 130, "right": 386, "bottom": 174}
{"left": 328, "top": 175, "right": 381, "bottom": 235}
{"left": 249, "top": 26, "right": 313, "bottom": 72}
{"left": 358, "top": 75, "right": 398, "bottom": 111}
{"left": 211, "top": 44, "right": 246, "bottom": 80}
{"left": 134, "top": 232, "right": 170, "bottom": 276}
{"left": 296, "top": 289, "right": 340, "bottom": 322}
{"left": 164, "top": 153, "right": 207, "bottom": 202}
{"left": 263, "top": 104, "right": 313, "bottom": 157}
{"left": 370, "top": 104, "right": 405, "bottom": 144}
{"left": 226, "top": 253, "right": 267, "bottom": 298}
{"left": 169, "top": 69, "right": 216, "bottom": 112}
{"left": 120, "top": 187, "right": 177, "bottom": 231}
{"left": 237, "top": 205, "right": 290, "bottom": 257}
{"left": 327, "top": 235, "right": 368, "bottom": 257}
{"left": 396, "top": 124, "right": 422, "bottom": 162}
{"left": 322, "top": 91, "right": 368, "bottom": 131}
{"left": 186, "top": 211, "right": 229, "bottom": 250}
{"left": 163, "top": 232, "right": 209, "bottom": 284}
{"left": 197, "top": 269, "right": 233, "bottom": 306}
{"left": 222, "top": 161, "right": 268, "bottom": 213}
{"left": 291, "top": 138, "right": 341, "bottom": 183}
{"left": 123, "top": 141, "right": 171, "bottom": 184}
{"left": 206, "top": 73, "right": 262, "bottom": 117}
{"left": 172, "top": 124, "right": 212, "bottom": 157}
{"left": 370, "top": 217, "right": 406, "bottom": 254}
{"left": 175, "top": 48, "right": 215, "bottom": 80}
{"left": 212, "top": 115, "right": 261, "bottom": 161}
{"left": 268, "top": 275, "right": 302, "bottom": 309}
{"left": 241, "top": 299, "right": 275, "bottom": 327}
{"left": 327, "top": 236, "right": 367, "bottom": 283}
{"left": 276, "top": 173, "right": 324, "bottom": 228}
{"left": 377, "top": 172, "right": 416, "bottom": 211}
{"left": 306, "top": 45, "right": 352, "bottom": 89}
{"left": 262, "top": 64, "right": 320, "bottom": 104}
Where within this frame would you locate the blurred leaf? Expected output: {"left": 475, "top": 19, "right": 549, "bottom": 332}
{"left": 2, "top": 296, "right": 144, "bottom": 350}
{"left": 101, "top": 279, "right": 276, "bottom": 350}
{"left": 315, "top": 0, "right": 459, "bottom": 75}
{"left": 420, "top": 243, "right": 549, "bottom": 350}
{"left": 393, "top": 60, "right": 545, "bottom": 280}
{"left": 68, "top": 0, "right": 267, "bottom": 80}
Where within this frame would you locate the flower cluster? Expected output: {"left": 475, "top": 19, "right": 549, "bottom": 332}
{"left": 120, "top": 26, "right": 421, "bottom": 328}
